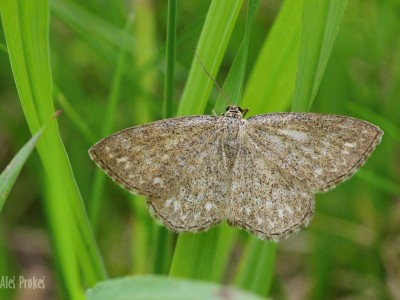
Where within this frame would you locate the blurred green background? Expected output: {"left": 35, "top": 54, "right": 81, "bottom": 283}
{"left": 0, "top": 0, "right": 399, "bottom": 299}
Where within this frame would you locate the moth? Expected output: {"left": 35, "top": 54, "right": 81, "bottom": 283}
{"left": 89, "top": 105, "right": 383, "bottom": 241}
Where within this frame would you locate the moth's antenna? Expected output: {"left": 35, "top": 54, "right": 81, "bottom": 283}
{"left": 195, "top": 54, "right": 232, "bottom": 106}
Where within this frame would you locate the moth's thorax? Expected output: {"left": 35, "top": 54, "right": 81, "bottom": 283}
{"left": 220, "top": 116, "right": 246, "bottom": 142}
{"left": 223, "top": 105, "right": 244, "bottom": 119}
{"left": 218, "top": 115, "right": 247, "bottom": 170}
{"left": 220, "top": 105, "right": 247, "bottom": 144}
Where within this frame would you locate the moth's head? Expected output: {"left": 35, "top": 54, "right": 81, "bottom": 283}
{"left": 224, "top": 105, "right": 249, "bottom": 119}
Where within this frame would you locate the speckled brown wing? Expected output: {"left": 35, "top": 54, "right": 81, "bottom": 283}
{"left": 246, "top": 113, "right": 383, "bottom": 193}
{"left": 228, "top": 134, "right": 315, "bottom": 241}
{"left": 147, "top": 136, "right": 229, "bottom": 232}
{"left": 89, "top": 116, "right": 220, "bottom": 198}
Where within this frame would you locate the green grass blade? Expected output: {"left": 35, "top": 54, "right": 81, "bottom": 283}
{"left": 289, "top": 4, "right": 347, "bottom": 297}
{"left": 131, "top": 0, "right": 157, "bottom": 125}
{"left": 210, "top": 0, "right": 264, "bottom": 284}
{"left": 242, "top": 0, "right": 303, "bottom": 114}
{"left": 151, "top": 0, "right": 178, "bottom": 275}
{"left": 234, "top": 239, "right": 277, "bottom": 296}
{"left": 86, "top": 275, "right": 264, "bottom": 300}
{"left": 234, "top": 1, "right": 303, "bottom": 296}
{"left": 163, "top": 0, "right": 177, "bottom": 119}
{"left": 89, "top": 15, "right": 134, "bottom": 229}
{"left": 356, "top": 170, "right": 400, "bottom": 195}
{"left": 152, "top": 225, "right": 173, "bottom": 275}
{"left": 51, "top": 0, "right": 134, "bottom": 65}
{"left": 0, "top": 43, "right": 8, "bottom": 53}
{"left": 169, "top": 227, "right": 221, "bottom": 279}
{"left": 129, "top": 196, "right": 153, "bottom": 274}
{"left": 176, "top": 0, "right": 244, "bottom": 116}
{"left": 0, "top": 0, "right": 106, "bottom": 296}
{"left": 292, "top": 0, "right": 348, "bottom": 112}
{"left": 129, "top": 0, "right": 161, "bottom": 276}
{"left": 209, "top": 224, "right": 238, "bottom": 281}
{"left": 54, "top": 88, "right": 97, "bottom": 144}
{"left": 169, "top": 0, "right": 244, "bottom": 281}
{"left": 213, "top": 0, "right": 260, "bottom": 113}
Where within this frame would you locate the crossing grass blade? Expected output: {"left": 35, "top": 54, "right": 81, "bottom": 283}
{"left": 234, "top": 239, "right": 277, "bottom": 296}
{"left": 89, "top": 15, "right": 134, "bottom": 230}
{"left": 152, "top": 0, "right": 178, "bottom": 275}
{"left": 0, "top": 112, "right": 59, "bottom": 212}
{"left": 292, "top": 0, "right": 348, "bottom": 112}
{"left": 170, "top": 0, "right": 246, "bottom": 282}
{"left": 176, "top": 0, "right": 244, "bottom": 116}
{"left": 241, "top": 0, "right": 302, "bottom": 114}
{"left": 209, "top": 0, "right": 270, "bottom": 287}
{"left": 51, "top": 0, "right": 134, "bottom": 65}
{"left": 0, "top": 0, "right": 106, "bottom": 298}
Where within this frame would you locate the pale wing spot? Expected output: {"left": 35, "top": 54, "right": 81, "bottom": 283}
{"left": 165, "top": 198, "right": 173, "bottom": 207}
{"left": 121, "top": 138, "right": 130, "bottom": 149}
{"left": 256, "top": 217, "right": 263, "bottom": 225}
{"left": 196, "top": 194, "right": 205, "bottom": 202}
{"left": 193, "top": 212, "right": 200, "bottom": 221}
{"left": 143, "top": 157, "right": 153, "bottom": 165}
{"left": 341, "top": 120, "right": 356, "bottom": 129}
{"left": 272, "top": 189, "right": 281, "bottom": 198}
{"left": 153, "top": 177, "right": 164, "bottom": 186}
{"left": 300, "top": 146, "right": 312, "bottom": 154}
{"left": 181, "top": 214, "right": 188, "bottom": 221}
{"left": 162, "top": 154, "right": 169, "bottom": 161}
{"left": 245, "top": 207, "right": 252, "bottom": 215}
{"left": 265, "top": 200, "right": 273, "bottom": 208}
{"left": 253, "top": 198, "right": 262, "bottom": 205}
{"left": 105, "top": 146, "right": 111, "bottom": 152}
{"left": 124, "top": 162, "right": 132, "bottom": 170}
{"left": 278, "top": 209, "right": 284, "bottom": 219}
{"left": 286, "top": 205, "right": 294, "bottom": 214}
{"left": 344, "top": 142, "right": 356, "bottom": 148}
{"left": 314, "top": 167, "right": 323, "bottom": 176}
{"left": 116, "top": 157, "right": 129, "bottom": 163}
{"left": 284, "top": 204, "right": 294, "bottom": 216}
{"left": 108, "top": 153, "right": 115, "bottom": 158}
{"left": 341, "top": 150, "right": 349, "bottom": 155}
{"left": 205, "top": 202, "right": 213, "bottom": 211}
{"left": 296, "top": 156, "right": 307, "bottom": 166}
{"left": 231, "top": 181, "right": 240, "bottom": 190}
{"left": 173, "top": 201, "right": 181, "bottom": 212}
{"left": 278, "top": 129, "right": 308, "bottom": 141}
{"left": 262, "top": 133, "right": 285, "bottom": 152}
